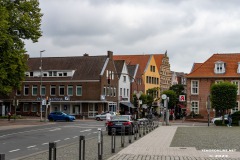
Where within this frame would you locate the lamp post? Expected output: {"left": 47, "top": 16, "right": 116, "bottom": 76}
{"left": 40, "top": 50, "right": 45, "bottom": 121}
{"left": 207, "top": 94, "right": 211, "bottom": 127}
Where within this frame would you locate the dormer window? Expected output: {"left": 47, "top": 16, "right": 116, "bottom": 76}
{"left": 214, "top": 61, "right": 225, "bottom": 74}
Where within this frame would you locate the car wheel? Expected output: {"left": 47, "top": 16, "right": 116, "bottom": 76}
{"left": 65, "top": 118, "right": 70, "bottom": 122}
{"left": 96, "top": 117, "right": 100, "bottom": 121}
{"left": 49, "top": 117, "right": 53, "bottom": 122}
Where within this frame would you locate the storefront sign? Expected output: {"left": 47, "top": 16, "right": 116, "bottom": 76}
{"left": 37, "top": 97, "right": 70, "bottom": 101}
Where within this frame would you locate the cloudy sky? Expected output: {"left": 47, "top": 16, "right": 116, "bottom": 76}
{"left": 25, "top": 0, "right": 240, "bottom": 73}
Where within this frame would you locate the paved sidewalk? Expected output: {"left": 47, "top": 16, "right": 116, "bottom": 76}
{"left": 108, "top": 125, "right": 240, "bottom": 160}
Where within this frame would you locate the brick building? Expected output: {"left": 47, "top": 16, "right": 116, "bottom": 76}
{"left": 186, "top": 53, "right": 240, "bottom": 118}
{"left": 0, "top": 51, "right": 118, "bottom": 118}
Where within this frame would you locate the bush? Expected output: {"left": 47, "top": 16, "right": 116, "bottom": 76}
{"left": 214, "top": 120, "right": 229, "bottom": 126}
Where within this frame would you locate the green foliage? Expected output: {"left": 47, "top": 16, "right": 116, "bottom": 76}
{"left": 169, "top": 84, "right": 185, "bottom": 96}
{"left": 162, "top": 90, "right": 177, "bottom": 109}
{"left": 210, "top": 82, "right": 237, "bottom": 112}
{"left": 214, "top": 120, "right": 229, "bottom": 126}
{"left": 0, "top": 0, "right": 43, "bottom": 95}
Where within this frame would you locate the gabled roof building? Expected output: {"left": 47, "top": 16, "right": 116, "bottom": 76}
{"left": 186, "top": 53, "right": 240, "bottom": 118}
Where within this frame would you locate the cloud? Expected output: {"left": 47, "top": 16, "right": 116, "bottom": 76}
{"left": 25, "top": 0, "right": 240, "bottom": 73}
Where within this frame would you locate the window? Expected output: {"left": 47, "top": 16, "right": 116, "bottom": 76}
{"left": 23, "top": 103, "right": 30, "bottom": 112}
{"left": 41, "top": 86, "right": 46, "bottom": 96}
{"left": 59, "top": 85, "right": 64, "bottom": 96}
{"left": 32, "top": 103, "right": 37, "bottom": 112}
{"left": 120, "top": 88, "right": 122, "bottom": 96}
{"left": 32, "top": 85, "right": 37, "bottom": 96}
{"left": 124, "top": 88, "right": 126, "bottom": 96}
{"left": 24, "top": 85, "right": 29, "bottom": 96}
{"left": 127, "top": 89, "right": 129, "bottom": 97}
{"left": 232, "top": 81, "right": 239, "bottom": 95}
{"left": 123, "top": 76, "right": 126, "bottom": 82}
{"left": 191, "top": 80, "right": 199, "bottom": 94}
{"left": 150, "top": 65, "right": 155, "bottom": 72}
{"left": 103, "top": 87, "right": 106, "bottom": 96}
{"left": 50, "top": 85, "right": 56, "bottom": 96}
{"left": 58, "top": 72, "right": 63, "bottom": 76}
{"left": 114, "top": 88, "right": 116, "bottom": 97}
{"left": 215, "top": 80, "right": 223, "bottom": 84}
{"left": 214, "top": 62, "right": 225, "bottom": 74}
{"left": 16, "top": 90, "right": 21, "bottom": 96}
{"left": 232, "top": 102, "right": 239, "bottom": 113}
{"left": 76, "top": 85, "right": 82, "bottom": 96}
{"left": 67, "top": 85, "right": 73, "bottom": 96}
{"left": 146, "top": 76, "right": 149, "bottom": 83}
{"left": 191, "top": 101, "right": 199, "bottom": 114}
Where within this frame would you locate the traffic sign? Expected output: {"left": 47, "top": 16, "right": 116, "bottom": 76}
{"left": 179, "top": 95, "right": 185, "bottom": 102}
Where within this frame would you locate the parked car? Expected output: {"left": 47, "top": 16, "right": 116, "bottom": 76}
{"left": 107, "top": 115, "right": 138, "bottom": 135}
{"left": 231, "top": 111, "right": 240, "bottom": 125}
{"left": 137, "top": 118, "right": 149, "bottom": 126}
{"left": 95, "top": 112, "right": 116, "bottom": 121}
{"left": 48, "top": 111, "right": 76, "bottom": 122}
{"left": 211, "top": 114, "right": 228, "bottom": 123}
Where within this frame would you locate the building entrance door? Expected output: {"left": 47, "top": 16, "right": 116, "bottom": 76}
{"left": 88, "top": 103, "right": 98, "bottom": 118}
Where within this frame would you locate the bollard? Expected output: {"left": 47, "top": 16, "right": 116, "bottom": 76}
{"left": 49, "top": 142, "right": 57, "bottom": 160}
{"left": 0, "top": 154, "right": 5, "bottom": 160}
{"left": 111, "top": 128, "right": 116, "bottom": 153}
{"left": 146, "top": 123, "right": 149, "bottom": 134}
{"left": 134, "top": 125, "right": 137, "bottom": 140}
{"left": 98, "top": 128, "right": 103, "bottom": 160}
{"left": 128, "top": 126, "right": 132, "bottom": 143}
{"left": 121, "top": 126, "right": 125, "bottom": 147}
{"left": 83, "top": 116, "right": 85, "bottom": 120}
{"left": 139, "top": 124, "right": 142, "bottom": 137}
{"left": 143, "top": 122, "right": 146, "bottom": 136}
{"left": 79, "top": 136, "right": 85, "bottom": 160}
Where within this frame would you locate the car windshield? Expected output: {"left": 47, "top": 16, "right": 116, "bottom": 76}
{"left": 112, "top": 115, "right": 130, "bottom": 120}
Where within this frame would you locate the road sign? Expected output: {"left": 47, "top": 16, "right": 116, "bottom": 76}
{"left": 179, "top": 95, "right": 185, "bottom": 102}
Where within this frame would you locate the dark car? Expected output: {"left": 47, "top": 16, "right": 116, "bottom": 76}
{"left": 48, "top": 111, "right": 76, "bottom": 122}
{"left": 107, "top": 115, "right": 138, "bottom": 135}
{"left": 231, "top": 111, "right": 240, "bottom": 125}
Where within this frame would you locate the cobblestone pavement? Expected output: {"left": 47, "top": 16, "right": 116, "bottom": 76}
{"left": 108, "top": 126, "right": 240, "bottom": 160}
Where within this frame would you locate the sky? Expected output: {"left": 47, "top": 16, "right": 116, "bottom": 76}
{"left": 25, "top": 0, "right": 240, "bottom": 74}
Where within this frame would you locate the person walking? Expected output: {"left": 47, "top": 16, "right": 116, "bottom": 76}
{"left": 182, "top": 111, "right": 186, "bottom": 123}
{"left": 105, "top": 111, "right": 111, "bottom": 126}
{"left": 227, "top": 112, "right": 232, "bottom": 127}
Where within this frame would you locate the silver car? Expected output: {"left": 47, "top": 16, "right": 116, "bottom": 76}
{"left": 95, "top": 112, "right": 116, "bottom": 121}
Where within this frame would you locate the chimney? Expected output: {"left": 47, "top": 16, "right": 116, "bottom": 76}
{"left": 107, "top": 51, "right": 113, "bottom": 59}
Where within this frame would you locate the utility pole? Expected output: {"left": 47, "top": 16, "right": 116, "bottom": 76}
{"left": 40, "top": 50, "right": 45, "bottom": 122}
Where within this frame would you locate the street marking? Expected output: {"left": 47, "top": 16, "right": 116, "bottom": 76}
{"left": 87, "top": 133, "right": 92, "bottom": 135}
{"left": 42, "top": 143, "right": 48, "bottom": 145}
{"left": 80, "top": 129, "right": 92, "bottom": 132}
{"left": 54, "top": 140, "right": 61, "bottom": 143}
{"left": 73, "top": 136, "right": 78, "bottom": 139}
{"left": 0, "top": 127, "right": 58, "bottom": 138}
{"left": 49, "top": 128, "right": 61, "bottom": 131}
{"left": 64, "top": 138, "right": 70, "bottom": 140}
{"left": 93, "top": 132, "right": 98, "bottom": 134}
{"left": 9, "top": 149, "right": 20, "bottom": 152}
{"left": 27, "top": 145, "right": 36, "bottom": 149}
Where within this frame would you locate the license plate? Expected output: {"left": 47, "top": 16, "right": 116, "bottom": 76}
{"left": 115, "top": 123, "right": 122, "bottom": 125}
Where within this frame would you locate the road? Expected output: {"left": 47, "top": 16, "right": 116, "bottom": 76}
{"left": 0, "top": 120, "right": 106, "bottom": 160}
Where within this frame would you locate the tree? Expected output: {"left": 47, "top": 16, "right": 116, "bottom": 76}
{"left": 211, "top": 81, "right": 237, "bottom": 122}
{"left": 162, "top": 90, "right": 177, "bottom": 109}
{"left": 0, "top": 0, "right": 43, "bottom": 95}
{"left": 169, "top": 84, "right": 185, "bottom": 96}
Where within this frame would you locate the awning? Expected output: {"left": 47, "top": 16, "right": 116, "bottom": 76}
{"left": 120, "top": 102, "right": 136, "bottom": 108}
{"left": 177, "top": 104, "right": 186, "bottom": 108}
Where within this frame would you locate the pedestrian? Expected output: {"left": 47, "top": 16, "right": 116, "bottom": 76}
{"left": 105, "top": 111, "right": 111, "bottom": 126}
{"left": 227, "top": 112, "right": 232, "bottom": 127}
{"left": 8, "top": 112, "right": 11, "bottom": 121}
{"left": 182, "top": 111, "right": 186, "bottom": 123}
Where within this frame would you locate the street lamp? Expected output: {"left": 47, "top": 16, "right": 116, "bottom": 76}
{"left": 40, "top": 50, "right": 45, "bottom": 121}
